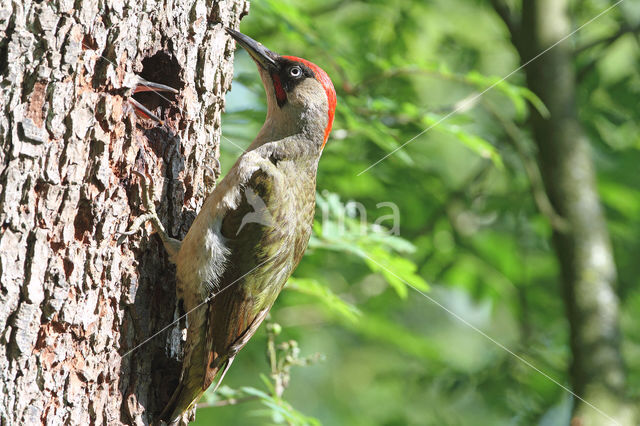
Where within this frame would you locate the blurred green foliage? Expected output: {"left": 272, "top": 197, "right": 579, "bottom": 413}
{"left": 196, "top": 0, "right": 640, "bottom": 424}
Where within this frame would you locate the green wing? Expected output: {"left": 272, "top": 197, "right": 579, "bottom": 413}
{"left": 163, "top": 165, "right": 285, "bottom": 423}
{"left": 204, "top": 165, "right": 287, "bottom": 386}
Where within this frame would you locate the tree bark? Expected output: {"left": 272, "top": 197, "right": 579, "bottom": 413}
{"left": 0, "top": 0, "right": 248, "bottom": 424}
{"left": 494, "top": 1, "right": 637, "bottom": 424}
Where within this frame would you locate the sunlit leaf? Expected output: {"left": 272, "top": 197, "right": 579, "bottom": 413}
{"left": 286, "top": 278, "right": 361, "bottom": 322}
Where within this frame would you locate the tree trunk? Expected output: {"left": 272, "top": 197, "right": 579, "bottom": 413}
{"left": 0, "top": 0, "right": 248, "bottom": 424}
{"left": 508, "top": 1, "right": 636, "bottom": 424}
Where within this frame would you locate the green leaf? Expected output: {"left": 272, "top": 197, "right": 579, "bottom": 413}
{"left": 360, "top": 246, "right": 429, "bottom": 298}
{"left": 464, "top": 70, "right": 549, "bottom": 119}
{"left": 240, "top": 386, "right": 271, "bottom": 400}
{"left": 346, "top": 313, "right": 442, "bottom": 362}
{"left": 310, "top": 192, "right": 428, "bottom": 299}
{"left": 241, "top": 385, "right": 321, "bottom": 426}
{"left": 286, "top": 278, "right": 361, "bottom": 322}
{"left": 518, "top": 87, "right": 550, "bottom": 118}
{"left": 422, "top": 114, "right": 503, "bottom": 169}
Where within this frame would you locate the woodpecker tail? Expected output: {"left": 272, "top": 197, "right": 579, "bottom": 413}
{"left": 160, "top": 359, "right": 233, "bottom": 425}
{"left": 159, "top": 306, "right": 233, "bottom": 425}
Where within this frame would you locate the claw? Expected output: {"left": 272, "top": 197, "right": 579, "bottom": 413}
{"left": 129, "top": 76, "right": 178, "bottom": 125}
{"left": 122, "top": 170, "right": 182, "bottom": 259}
{"left": 123, "top": 170, "right": 168, "bottom": 239}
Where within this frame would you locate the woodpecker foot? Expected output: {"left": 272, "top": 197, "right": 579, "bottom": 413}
{"left": 122, "top": 170, "right": 181, "bottom": 259}
{"left": 129, "top": 77, "right": 178, "bottom": 126}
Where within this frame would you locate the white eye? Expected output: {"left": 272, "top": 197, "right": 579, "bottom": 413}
{"left": 289, "top": 66, "right": 302, "bottom": 77}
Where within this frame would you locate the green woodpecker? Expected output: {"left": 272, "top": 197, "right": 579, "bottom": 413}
{"left": 125, "top": 27, "right": 336, "bottom": 424}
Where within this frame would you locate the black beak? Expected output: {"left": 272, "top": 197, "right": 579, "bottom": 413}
{"left": 225, "top": 28, "right": 279, "bottom": 70}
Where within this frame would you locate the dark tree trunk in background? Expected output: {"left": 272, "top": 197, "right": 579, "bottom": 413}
{"left": 0, "top": 0, "right": 248, "bottom": 424}
{"left": 493, "top": 0, "right": 637, "bottom": 424}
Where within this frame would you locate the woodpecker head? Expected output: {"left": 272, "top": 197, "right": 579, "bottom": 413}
{"left": 226, "top": 28, "right": 336, "bottom": 151}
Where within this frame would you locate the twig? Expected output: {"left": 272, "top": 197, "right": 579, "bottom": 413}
{"left": 354, "top": 66, "right": 463, "bottom": 94}
{"left": 197, "top": 395, "right": 260, "bottom": 409}
{"left": 266, "top": 320, "right": 286, "bottom": 397}
{"left": 481, "top": 99, "right": 570, "bottom": 232}
{"left": 416, "top": 163, "right": 492, "bottom": 236}
{"left": 489, "top": 0, "right": 521, "bottom": 41}
{"left": 574, "top": 23, "right": 640, "bottom": 55}
{"left": 575, "top": 23, "right": 640, "bottom": 82}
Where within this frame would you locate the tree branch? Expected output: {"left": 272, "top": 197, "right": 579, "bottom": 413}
{"left": 516, "top": 1, "right": 635, "bottom": 421}
{"left": 481, "top": 99, "right": 570, "bottom": 233}
{"left": 574, "top": 23, "right": 640, "bottom": 56}
{"left": 489, "top": 0, "right": 520, "bottom": 42}
{"left": 576, "top": 23, "right": 640, "bottom": 83}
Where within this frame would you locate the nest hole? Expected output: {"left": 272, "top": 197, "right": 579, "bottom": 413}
{"left": 133, "top": 51, "right": 184, "bottom": 117}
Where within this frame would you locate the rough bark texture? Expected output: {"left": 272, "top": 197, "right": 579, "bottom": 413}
{"left": 492, "top": 1, "right": 637, "bottom": 424}
{"left": 0, "top": 0, "right": 248, "bottom": 424}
